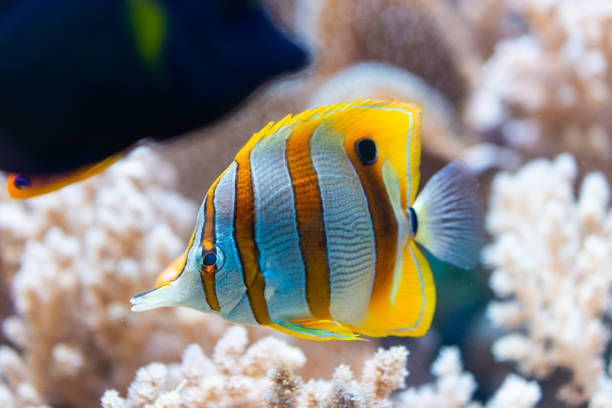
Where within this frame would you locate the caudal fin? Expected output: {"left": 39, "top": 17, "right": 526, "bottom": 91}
{"left": 412, "top": 161, "right": 484, "bottom": 269}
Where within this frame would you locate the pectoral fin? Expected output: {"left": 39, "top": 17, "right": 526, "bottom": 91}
{"left": 267, "top": 319, "right": 362, "bottom": 341}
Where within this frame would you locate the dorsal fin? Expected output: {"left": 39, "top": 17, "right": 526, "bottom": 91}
{"left": 240, "top": 98, "right": 422, "bottom": 209}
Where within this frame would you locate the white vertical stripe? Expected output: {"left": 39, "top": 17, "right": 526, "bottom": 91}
{"left": 382, "top": 159, "right": 426, "bottom": 331}
{"left": 213, "top": 162, "right": 257, "bottom": 324}
{"left": 312, "top": 102, "right": 415, "bottom": 202}
{"left": 311, "top": 123, "right": 376, "bottom": 325}
{"left": 381, "top": 160, "right": 409, "bottom": 305}
{"left": 406, "top": 111, "right": 414, "bottom": 203}
{"left": 250, "top": 127, "right": 311, "bottom": 321}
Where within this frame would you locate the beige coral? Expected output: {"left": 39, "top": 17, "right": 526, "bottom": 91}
{"left": 484, "top": 153, "right": 612, "bottom": 405}
{"left": 399, "top": 347, "right": 479, "bottom": 408}
{"left": 105, "top": 336, "right": 544, "bottom": 408}
{"left": 0, "top": 346, "right": 49, "bottom": 408}
{"left": 103, "top": 327, "right": 408, "bottom": 408}
{"left": 295, "top": 0, "right": 479, "bottom": 106}
{"left": 465, "top": 0, "right": 612, "bottom": 166}
{"left": 398, "top": 346, "right": 541, "bottom": 408}
{"left": 0, "top": 147, "right": 233, "bottom": 407}
{"left": 102, "top": 326, "right": 308, "bottom": 408}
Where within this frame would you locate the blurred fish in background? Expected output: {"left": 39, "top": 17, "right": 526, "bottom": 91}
{"left": 0, "top": 0, "right": 307, "bottom": 198}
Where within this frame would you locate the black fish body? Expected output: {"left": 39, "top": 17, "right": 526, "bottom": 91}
{"left": 0, "top": 0, "right": 307, "bottom": 174}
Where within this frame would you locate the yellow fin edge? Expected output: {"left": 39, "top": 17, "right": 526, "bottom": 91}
{"left": 266, "top": 319, "right": 363, "bottom": 341}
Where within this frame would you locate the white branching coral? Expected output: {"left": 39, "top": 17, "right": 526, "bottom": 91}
{"left": 398, "top": 347, "right": 540, "bottom": 408}
{"left": 103, "top": 338, "right": 544, "bottom": 408}
{"left": 399, "top": 347, "right": 479, "bottom": 408}
{"left": 465, "top": 0, "right": 612, "bottom": 162}
{"left": 0, "top": 147, "right": 233, "bottom": 407}
{"left": 486, "top": 374, "right": 542, "bottom": 408}
{"left": 103, "top": 328, "right": 409, "bottom": 408}
{"left": 0, "top": 346, "right": 49, "bottom": 408}
{"left": 484, "top": 153, "right": 612, "bottom": 405}
{"left": 104, "top": 326, "right": 306, "bottom": 408}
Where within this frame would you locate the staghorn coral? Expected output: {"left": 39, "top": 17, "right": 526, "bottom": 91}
{"left": 465, "top": 0, "right": 612, "bottom": 167}
{"left": 399, "top": 347, "right": 479, "bottom": 408}
{"left": 484, "top": 153, "right": 612, "bottom": 405}
{"left": 485, "top": 374, "right": 542, "bottom": 408}
{"left": 0, "top": 346, "right": 49, "bottom": 408}
{"left": 104, "top": 335, "right": 543, "bottom": 408}
{"left": 101, "top": 326, "right": 307, "bottom": 408}
{"left": 399, "top": 346, "right": 541, "bottom": 408}
{"left": 102, "top": 326, "right": 409, "bottom": 408}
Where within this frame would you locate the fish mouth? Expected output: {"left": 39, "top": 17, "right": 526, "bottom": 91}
{"left": 130, "top": 251, "right": 190, "bottom": 312}
{"left": 130, "top": 249, "right": 206, "bottom": 312}
{"left": 130, "top": 284, "right": 180, "bottom": 312}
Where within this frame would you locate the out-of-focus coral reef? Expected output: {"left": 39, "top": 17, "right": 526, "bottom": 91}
{"left": 101, "top": 326, "right": 405, "bottom": 408}
{"left": 463, "top": 0, "right": 612, "bottom": 170}
{"left": 485, "top": 154, "right": 612, "bottom": 405}
{"left": 2, "top": 0, "right": 612, "bottom": 406}
{"left": 102, "top": 327, "right": 543, "bottom": 408}
{"left": 0, "top": 147, "right": 229, "bottom": 407}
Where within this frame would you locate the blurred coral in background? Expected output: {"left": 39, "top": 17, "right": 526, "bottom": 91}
{"left": 485, "top": 154, "right": 612, "bottom": 405}
{"left": 1, "top": 0, "right": 612, "bottom": 407}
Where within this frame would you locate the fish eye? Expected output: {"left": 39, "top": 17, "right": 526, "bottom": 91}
{"left": 355, "top": 138, "right": 377, "bottom": 165}
{"left": 13, "top": 175, "right": 31, "bottom": 190}
{"left": 195, "top": 244, "right": 225, "bottom": 271}
{"left": 202, "top": 253, "right": 217, "bottom": 266}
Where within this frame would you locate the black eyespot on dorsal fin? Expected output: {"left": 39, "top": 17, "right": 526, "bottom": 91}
{"left": 355, "top": 138, "right": 377, "bottom": 165}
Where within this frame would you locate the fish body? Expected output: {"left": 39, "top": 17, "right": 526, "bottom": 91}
{"left": 1, "top": 0, "right": 307, "bottom": 197}
{"left": 131, "top": 99, "right": 484, "bottom": 340}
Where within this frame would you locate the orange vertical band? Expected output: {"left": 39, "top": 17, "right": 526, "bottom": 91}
{"left": 233, "top": 157, "right": 271, "bottom": 324}
{"left": 200, "top": 190, "right": 220, "bottom": 312}
{"left": 286, "top": 122, "right": 331, "bottom": 319}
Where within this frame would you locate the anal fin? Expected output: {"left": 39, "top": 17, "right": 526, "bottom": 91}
{"left": 356, "top": 240, "right": 436, "bottom": 337}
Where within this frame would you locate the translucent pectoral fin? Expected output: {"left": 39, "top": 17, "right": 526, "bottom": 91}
{"left": 267, "top": 319, "right": 362, "bottom": 341}
{"left": 412, "top": 160, "right": 484, "bottom": 269}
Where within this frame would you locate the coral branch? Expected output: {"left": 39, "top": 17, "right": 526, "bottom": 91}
{"left": 484, "top": 153, "right": 612, "bottom": 404}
